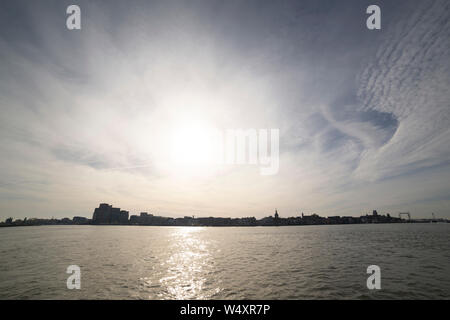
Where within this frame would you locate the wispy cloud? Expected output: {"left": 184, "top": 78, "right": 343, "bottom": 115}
{"left": 0, "top": 0, "right": 449, "bottom": 219}
{"left": 354, "top": 0, "right": 450, "bottom": 181}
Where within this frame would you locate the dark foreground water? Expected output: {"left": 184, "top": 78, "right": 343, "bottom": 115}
{"left": 0, "top": 224, "right": 449, "bottom": 299}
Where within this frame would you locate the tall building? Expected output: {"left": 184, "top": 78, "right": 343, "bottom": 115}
{"left": 110, "top": 207, "right": 121, "bottom": 224}
{"left": 92, "top": 203, "right": 112, "bottom": 224}
{"left": 119, "top": 210, "right": 129, "bottom": 224}
{"left": 92, "top": 203, "right": 128, "bottom": 224}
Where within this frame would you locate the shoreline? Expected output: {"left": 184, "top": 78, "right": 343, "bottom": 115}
{"left": 1, "top": 221, "right": 447, "bottom": 228}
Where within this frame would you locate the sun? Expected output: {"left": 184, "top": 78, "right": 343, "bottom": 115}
{"left": 170, "top": 120, "right": 219, "bottom": 168}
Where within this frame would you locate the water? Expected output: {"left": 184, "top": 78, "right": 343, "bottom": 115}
{"left": 0, "top": 224, "right": 449, "bottom": 299}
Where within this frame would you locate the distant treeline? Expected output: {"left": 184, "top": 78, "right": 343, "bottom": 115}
{"left": 2, "top": 203, "right": 445, "bottom": 227}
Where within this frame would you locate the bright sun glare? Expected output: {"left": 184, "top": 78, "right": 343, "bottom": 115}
{"left": 170, "top": 120, "right": 219, "bottom": 168}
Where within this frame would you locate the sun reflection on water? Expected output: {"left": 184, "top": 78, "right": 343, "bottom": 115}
{"left": 155, "top": 227, "right": 220, "bottom": 299}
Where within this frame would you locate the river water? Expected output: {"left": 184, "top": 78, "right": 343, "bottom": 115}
{"left": 0, "top": 223, "right": 449, "bottom": 299}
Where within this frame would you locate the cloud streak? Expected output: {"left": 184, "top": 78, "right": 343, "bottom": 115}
{"left": 0, "top": 0, "right": 449, "bottom": 219}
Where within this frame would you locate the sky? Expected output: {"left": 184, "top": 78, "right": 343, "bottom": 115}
{"left": 0, "top": 0, "right": 449, "bottom": 220}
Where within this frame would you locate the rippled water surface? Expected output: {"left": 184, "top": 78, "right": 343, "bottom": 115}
{"left": 0, "top": 224, "right": 449, "bottom": 299}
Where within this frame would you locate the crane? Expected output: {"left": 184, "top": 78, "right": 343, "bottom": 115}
{"left": 398, "top": 212, "right": 411, "bottom": 221}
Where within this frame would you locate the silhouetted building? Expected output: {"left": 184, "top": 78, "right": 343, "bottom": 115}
{"left": 301, "top": 213, "right": 325, "bottom": 225}
{"left": 327, "top": 216, "right": 342, "bottom": 224}
{"left": 111, "top": 207, "right": 121, "bottom": 224}
{"left": 139, "top": 212, "right": 154, "bottom": 225}
{"left": 119, "top": 210, "right": 129, "bottom": 224}
{"left": 93, "top": 203, "right": 112, "bottom": 224}
{"left": 1, "top": 204, "right": 438, "bottom": 228}
{"left": 129, "top": 215, "right": 138, "bottom": 224}
{"left": 92, "top": 203, "right": 126, "bottom": 224}
{"left": 274, "top": 209, "right": 280, "bottom": 225}
{"left": 73, "top": 216, "right": 89, "bottom": 224}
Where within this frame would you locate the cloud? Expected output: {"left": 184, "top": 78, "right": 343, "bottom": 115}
{"left": 353, "top": 0, "right": 450, "bottom": 181}
{"left": 0, "top": 0, "right": 449, "bottom": 219}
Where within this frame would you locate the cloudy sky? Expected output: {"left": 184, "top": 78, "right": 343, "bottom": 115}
{"left": 0, "top": 0, "right": 449, "bottom": 220}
